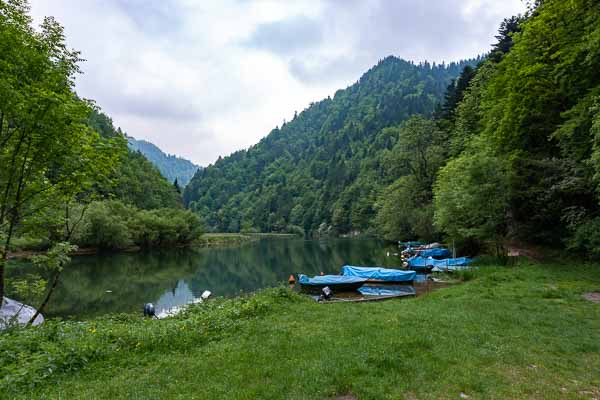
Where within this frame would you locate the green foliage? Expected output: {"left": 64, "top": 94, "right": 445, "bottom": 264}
{"left": 375, "top": 176, "right": 436, "bottom": 242}
{"left": 81, "top": 202, "right": 133, "bottom": 249}
{"left": 434, "top": 143, "right": 510, "bottom": 245}
{"left": 0, "top": 287, "right": 298, "bottom": 396}
{"left": 592, "top": 97, "right": 600, "bottom": 196}
{"left": 30, "top": 242, "right": 77, "bottom": 273}
{"left": 565, "top": 217, "right": 600, "bottom": 259}
{"left": 9, "top": 274, "right": 46, "bottom": 306}
{"left": 429, "top": 0, "right": 600, "bottom": 252}
{"left": 0, "top": 1, "right": 118, "bottom": 299}
{"left": 127, "top": 136, "right": 200, "bottom": 187}
{"left": 84, "top": 110, "right": 184, "bottom": 210}
{"left": 78, "top": 200, "right": 203, "bottom": 250}
{"left": 184, "top": 57, "right": 480, "bottom": 235}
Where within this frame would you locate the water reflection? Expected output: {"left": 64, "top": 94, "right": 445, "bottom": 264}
{"left": 9, "top": 238, "right": 404, "bottom": 319}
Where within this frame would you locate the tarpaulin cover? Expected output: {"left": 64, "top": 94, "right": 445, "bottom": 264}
{"left": 407, "top": 256, "right": 431, "bottom": 268}
{"left": 417, "top": 248, "right": 451, "bottom": 258}
{"left": 341, "top": 265, "right": 416, "bottom": 282}
{"left": 358, "top": 285, "right": 416, "bottom": 297}
{"left": 408, "top": 256, "right": 471, "bottom": 270}
{"left": 298, "top": 274, "right": 367, "bottom": 286}
{"left": 431, "top": 257, "right": 471, "bottom": 267}
{"left": 431, "top": 257, "right": 472, "bottom": 272}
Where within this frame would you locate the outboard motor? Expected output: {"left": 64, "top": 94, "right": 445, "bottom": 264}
{"left": 143, "top": 303, "right": 155, "bottom": 318}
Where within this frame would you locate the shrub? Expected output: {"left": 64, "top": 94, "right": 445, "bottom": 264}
{"left": 566, "top": 217, "right": 600, "bottom": 259}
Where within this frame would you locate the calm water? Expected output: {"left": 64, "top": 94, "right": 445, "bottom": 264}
{"left": 9, "top": 238, "right": 409, "bottom": 319}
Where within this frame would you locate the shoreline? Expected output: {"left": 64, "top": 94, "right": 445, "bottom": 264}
{"left": 7, "top": 232, "right": 300, "bottom": 260}
{"left": 2, "top": 261, "right": 599, "bottom": 398}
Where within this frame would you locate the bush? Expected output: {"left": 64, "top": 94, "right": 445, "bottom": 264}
{"left": 566, "top": 217, "right": 600, "bottom": 259}
{"left": 81, "top": 201, "right": 133, "bottom": 249}
{"left": 78, "top": 201, "right": 204, "bottom": 250}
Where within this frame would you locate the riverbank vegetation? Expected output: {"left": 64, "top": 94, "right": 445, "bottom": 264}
{"left": 0, "top": 1, "right": 193, "bottom": 302}
{"left": 184, "top": 0, "right": 600, "bottom": 259}
{"left": 1, "top": 260, "right": 598, "bottom": 398}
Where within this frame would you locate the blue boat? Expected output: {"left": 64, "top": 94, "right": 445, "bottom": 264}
{"left": 407, "top": 256, "right": 434, "bottom": 272}
{"left": 341, "top": 265, "right": 416, "bottom": 283}
{"left": 408, "top": 256, "right": 472, "bottom": 272}
{"left": 417, "top": 248, "right": 451, "bottom": 258}
{"left": 431, "top": 257, "right": 472, "bottom": 272}
{"left": 298, "top": 274, "right": 367, "bottom": 293}
{"left": 358, "top": 285, "right": 417, "bottom": 297}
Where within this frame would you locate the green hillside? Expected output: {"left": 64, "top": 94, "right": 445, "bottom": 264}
{"left": 127, "top": 136, "right": 200, "bottom": 187}
{"left": 184, "top": 56, "right": 480, "bottom": 234}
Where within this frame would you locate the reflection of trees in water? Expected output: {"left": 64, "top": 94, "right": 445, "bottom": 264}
{"left": 9, "top": 239, "right": 399, "bottom": 319}
{"left": 13, "top": 249, "right": 200, "bottom": 319}
{"left": 186, "top": 239, "right": 397, "bottom": 296}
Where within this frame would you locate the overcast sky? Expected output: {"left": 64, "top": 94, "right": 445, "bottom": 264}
{"left": 29, "top": 0, "right": 526, "bottom": 166}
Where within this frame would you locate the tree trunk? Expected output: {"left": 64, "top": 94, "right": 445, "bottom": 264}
{"left": 28, "top": 270, "right": 60, "bottom": 324}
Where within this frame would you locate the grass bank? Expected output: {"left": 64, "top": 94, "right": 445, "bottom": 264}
{"left": 1, "top": 261, "right": 599, "bottom": 399}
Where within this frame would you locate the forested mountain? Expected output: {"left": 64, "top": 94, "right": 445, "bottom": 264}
{"left": 185, "top": 0, "right": 600, "bottom": 258}
{"left": 184, "top": 56, "right": 481, "bottom": 234}
{"left": 127, "top": 136, "right": 200, "bottom": 187}
{"left": 87, "top": 110, "right": 182, "bottom": 209}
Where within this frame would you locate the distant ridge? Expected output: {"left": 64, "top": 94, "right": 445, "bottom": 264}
{"left": 127, "top": 136, "right": 200, "bottom": 187}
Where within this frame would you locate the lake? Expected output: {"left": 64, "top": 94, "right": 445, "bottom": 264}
{"left": 9, "top": 238, "right": 413, "bottom": 319}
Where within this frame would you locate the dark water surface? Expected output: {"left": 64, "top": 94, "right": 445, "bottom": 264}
{"left": 9, "top": 238, "right": 410, "bottom": 319}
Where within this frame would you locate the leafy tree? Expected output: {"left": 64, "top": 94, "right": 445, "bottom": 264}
{"left": 434, "top": 144, "right": 511, "bottom": 254}
{"left": 0, "top": 1, "right": 115, "bottom": 301}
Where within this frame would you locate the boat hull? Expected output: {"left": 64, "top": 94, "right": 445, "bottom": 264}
{"left": 300, "top": 281, "right": 366, "bottom": 294}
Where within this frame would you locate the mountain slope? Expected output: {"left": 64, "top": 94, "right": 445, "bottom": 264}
{"left": 127, "top": 137, "right": 200, "bottom": 187}
{"left": 87, "top": 110, "right": 182, "bottom": 209}
{"left": 184, "top": 56, "right": 480, "bottom": 233}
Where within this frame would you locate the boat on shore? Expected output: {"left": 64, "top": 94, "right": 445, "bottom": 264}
{"left": 408, "top": 256, "right": 472, "bottom": 272}
{"left": 298, "top": 274, "right": 367, "bottom": 293}
{"left": 358, "top": 285, "right": 416, "bottom": 297}
{"left": 341, "top": 265, "right": 416, "bottom": 283}
{"left": 406, "top": 256, "right": 435, "bottom": 272}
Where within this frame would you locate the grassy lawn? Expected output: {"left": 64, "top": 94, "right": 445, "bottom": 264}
{"left": 2, "top": 261, "right": 599, "bottom": 399}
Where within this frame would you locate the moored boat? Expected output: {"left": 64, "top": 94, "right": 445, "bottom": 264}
{"left": 407, "top": 256, "right": 434, "bottom": 272}
{"left": 298, "top": 274, "right": 367, "bottom": 293}
{"left": 408, "top": 256, "right": 472, "bottom": 272}
{"left": 430, "top": 257, "right": 472, "bottom": 272}
{"left": 358, "top": 285, "right": 417, "bottom": 297}
{"left": 341, "top": 265, "right": 416, "bottom": 283}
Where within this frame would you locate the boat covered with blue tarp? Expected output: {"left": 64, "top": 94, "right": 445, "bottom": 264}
{"left": 431, "top": 257, "right": 472, "bottom": 272}
{"left": 408, "top": 256, "right": 472, "bottom": 272}
{"left": 417, "top": 248, "right": 451, "bottom": 258}
{"left": 358, "top": 285, "right": 417, "bottom": 297}
{"left": 341, "top": 265, "right": 416, "bottom": 282}
{"left": 298, "top": 274, "right": 367, "bottom": 293}
{"left": 407, "top": 256, "right": 434, "bottom": 272}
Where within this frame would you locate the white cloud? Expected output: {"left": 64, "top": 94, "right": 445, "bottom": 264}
{"left": 29, "top": 0, "right": 526, "bottom": 166}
